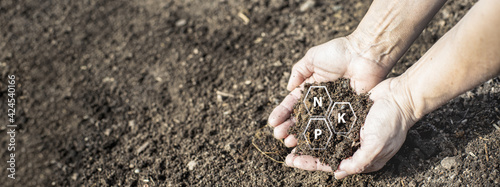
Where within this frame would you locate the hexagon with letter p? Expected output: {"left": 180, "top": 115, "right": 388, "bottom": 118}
{"left": 303, "top": 86, "right": 332, "bottom": 117}
{"left": 302, "top": 118, "right": 333, "bottom": 150}
{"left": 328, "top": 102, "right": 357, "bottom": 134}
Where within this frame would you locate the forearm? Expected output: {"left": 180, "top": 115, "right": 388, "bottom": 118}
{"left": 400, "top": 0, "right": 500, "bottom": 122}
{"left": 348, "top": 0, "right": 447, "bottom": 69}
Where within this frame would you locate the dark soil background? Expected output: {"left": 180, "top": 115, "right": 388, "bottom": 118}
{"left": 0, "top": 0, "right": 499, "bottom": 186}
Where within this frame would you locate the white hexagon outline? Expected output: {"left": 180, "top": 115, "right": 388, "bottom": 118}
{"left": 302, "top": 117, "right": 333, "bottom": 150}
{"left": 303, "top": 86, "right": 333, "bottom": 117}
{"left": 328, "top": 102, "right": 357, "bottom": 135}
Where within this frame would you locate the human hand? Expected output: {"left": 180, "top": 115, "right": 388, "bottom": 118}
{"left": 284, "top": 77, "right": 417, "bottom": 178}
{"left": 268, "top": 36, "right": 395, "bottom": 148}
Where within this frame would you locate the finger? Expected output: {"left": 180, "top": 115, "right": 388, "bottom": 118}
{"left": 273, "top": 118, "right": 294, "bottom": 139}
{"left": 286, "top": 151, "right": 332, "bottom": 172}
{"left": 284, "top": 134, "right": 297, "bottom": 147}
{"left": 268, "top": 105, "right": 290, "bottom": 128}
{"left": 268, "top": 89, "right": 302, "bottom": 127}
{"left": 270, "top": 71, "right": 319, "bottom": 128}
{"left": 287, "top": 49, "right": 315, "bottom": 91}
{"left": 334, "top": 145, "right": 380, "bottom": 179}
{"left": 285, "top": 148, "right": 298, "bottom": 166}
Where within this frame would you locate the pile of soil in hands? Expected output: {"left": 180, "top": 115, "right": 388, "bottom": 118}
{"left": 289, "top": 78, "right": 373, "bottom": 170}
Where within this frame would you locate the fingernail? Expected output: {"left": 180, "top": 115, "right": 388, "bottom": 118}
{"left": 334, "top": 171, "right": 347, "bottom": 179}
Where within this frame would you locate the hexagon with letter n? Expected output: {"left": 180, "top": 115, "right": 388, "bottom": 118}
{"left": 303, "top": 86, "right": 332, "bottom": 117}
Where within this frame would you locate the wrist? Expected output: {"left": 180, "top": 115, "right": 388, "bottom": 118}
{"left": 388, "top": 75, "right": 421, "bottom": 130}
{"left": 346, "top": 28, "right": 400, "bottom": 73}
{"left": 345, "top": 0, "right": 447, "bottom": 76}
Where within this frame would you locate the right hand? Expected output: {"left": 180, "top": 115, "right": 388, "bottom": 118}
{"left": 332, "top": 77, "right": 416, "bottom": 178}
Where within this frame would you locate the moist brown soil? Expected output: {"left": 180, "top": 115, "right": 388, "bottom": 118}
{"left": 1, "top": 0, "right": 499, "bottom": 186}
{"left": 289, "top": 78, "right": 373, "bottom": 170}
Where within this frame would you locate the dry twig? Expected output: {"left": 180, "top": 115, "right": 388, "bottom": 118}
{"left": 484, "top": 144, "right": 489, "bottom": 161}
{"left": 237, "top": 12, "right": 249, "bottom": 25}
{"left": 252, "top": 127, "right": 285, "bottom": 164}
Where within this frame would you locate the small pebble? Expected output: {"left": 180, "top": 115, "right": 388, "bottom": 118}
{"left": 134, "top": 169, "right": 140, "bottom": 174}
{"left": 441, "top": 156, "right": 458, "bottom": 170}
{"left": 299, "top": 0, "right": 315, "bottom": 12}
{"left": 103, "top": 128, "right": 111, "bottom": 136}
{"left": 187, "top": 160, "right": 197, "bottom": 171}
{"left": 175, "top": 19, "right": 187, "bottom": 27}
{"left": 332, "top": 5, "right": 343, "bottom": 11}
{"left": 102, "top": 77, "right": 115, "bottom": 83}
{"left": 442, "top": 9, "right": 451, "bottom": 19}
{"left": 224, "top": 143, "right": 233, "bottom": 152}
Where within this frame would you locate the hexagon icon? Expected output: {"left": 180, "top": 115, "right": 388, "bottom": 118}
{"left": 302, "top": 118, "right": 333, "bottom": 150}
{"left": 303, "top": 86, "right": 332, "bottom": 117}
{"left": 328, "top": 102, "right": 357, "bottom": 134}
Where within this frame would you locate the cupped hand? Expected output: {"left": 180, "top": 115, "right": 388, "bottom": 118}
{"left": 268, "top": 36, "right": 394, "bottom": 147}
{"left": 285, "top": 77, "right": 418, "bottom": 179}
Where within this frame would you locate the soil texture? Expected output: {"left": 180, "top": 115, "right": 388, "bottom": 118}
{"left": 1, "top": 0, "right": 499, "bottom": 186}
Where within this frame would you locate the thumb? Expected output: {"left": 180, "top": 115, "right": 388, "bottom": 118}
{"left": 287, "top": 48, "right": 316, "bottom": 91}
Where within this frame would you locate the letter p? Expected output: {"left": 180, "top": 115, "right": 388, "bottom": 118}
{"left": 314, "top": 129, "right": 322, "bottom": 139}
